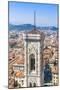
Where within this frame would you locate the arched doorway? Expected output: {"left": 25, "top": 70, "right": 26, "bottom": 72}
{"left": 29, "top": 54, "right": 35, "bottom": 73}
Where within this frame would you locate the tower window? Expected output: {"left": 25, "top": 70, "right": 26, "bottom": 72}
{"left": 33, "top": 83, "right": 36, "bottom": 87}
{"left": 29, "top": 82, "right": 32, "bottom": 87}
{"left": 29, "top": 54, "right": 35, "bottom": 72}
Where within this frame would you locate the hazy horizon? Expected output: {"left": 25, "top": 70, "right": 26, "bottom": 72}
{"left": 9, "top": 2, "right": 58, "bottom": 27}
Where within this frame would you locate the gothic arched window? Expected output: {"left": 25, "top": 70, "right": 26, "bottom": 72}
{"left": 29, "top": 82, "right": 32, "bottom": 87}
{"left": 29, "top": 54, "right": 35, "bottom": 72}
{"left": 33, "top": 82, "right": 36, "bottom": 87}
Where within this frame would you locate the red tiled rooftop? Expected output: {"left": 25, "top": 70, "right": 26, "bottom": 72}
{"left": 16, "top": 54, "right": 24, "bottom": 64}
{"left": 15, "top": 71, "right": 25, "bottom": 78}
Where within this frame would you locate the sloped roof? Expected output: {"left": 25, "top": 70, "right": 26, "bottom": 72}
{"left": 15, "top": 71, "right": 25, "bottom": 78}
{"left": 26, "top": 29, "right": 42, "bottom": 34}
{"left": 25, "top": 29, "right": 45, "bottom": 41}
{"left": 52, "top": 66, "right": 58, "bottom": 74}
{"left": 15, "top": 54, "right": 24, "bottom": 64}
{"left": 43, "top": 47, "right": 53, "bottom": 59}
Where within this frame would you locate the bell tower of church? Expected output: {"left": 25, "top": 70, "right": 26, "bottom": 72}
{"left": 23, "top": 12, "right": 44, "bottom": 87}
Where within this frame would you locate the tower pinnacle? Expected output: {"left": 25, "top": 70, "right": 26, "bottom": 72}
{"left": 34, "top": 11, "right": 36, "bottom": 30}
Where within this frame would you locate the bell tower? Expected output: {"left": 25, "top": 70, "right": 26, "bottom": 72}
{"left": 23, "top": 11, "right": 44, "bottom": 87}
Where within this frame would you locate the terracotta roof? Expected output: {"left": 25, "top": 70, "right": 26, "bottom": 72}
{"left": 9, "top": 52, "right": 15, "bottom": 60}
{"left": 43, "top": 54, "right": 50, "bottom": 59}
{"left": 52, "top": 66, "right": 58, "bottom": 74}
{"left": 16, "top": 59, "right": 24, "bottom": 64}
{"left": 43, "top": 47, "right": 53, "bottom": 59}
{"left": 16, "top": 54, "right": 24, "bottom": 64}
{"left": 15, "top": 71, "right": 25, "bottom": 78}
{"left": 9, "top": 39, "right": 17, "bottom": 46}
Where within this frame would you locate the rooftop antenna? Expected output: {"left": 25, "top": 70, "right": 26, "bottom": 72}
{"left": 34, "top": 11, "right": 36, "bottom": 30}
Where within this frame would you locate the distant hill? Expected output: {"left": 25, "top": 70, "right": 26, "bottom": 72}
{"left": 9, "top": 24, "right": 58, "bottom": 31}
{"left": 9, "top": 24, "right": 34, "bottom": 31}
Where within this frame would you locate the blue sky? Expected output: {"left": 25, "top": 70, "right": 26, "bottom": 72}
{"left": 9, "top": 2, "right": 58, "bottom": 27}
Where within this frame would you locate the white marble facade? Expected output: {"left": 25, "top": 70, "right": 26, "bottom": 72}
{"left": 23, "top": 32, "right": 44, "bottom": 87}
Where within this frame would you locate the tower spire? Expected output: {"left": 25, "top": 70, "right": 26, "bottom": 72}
{"left": 34, "top": 11, "right": 36, "bottom": 30}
